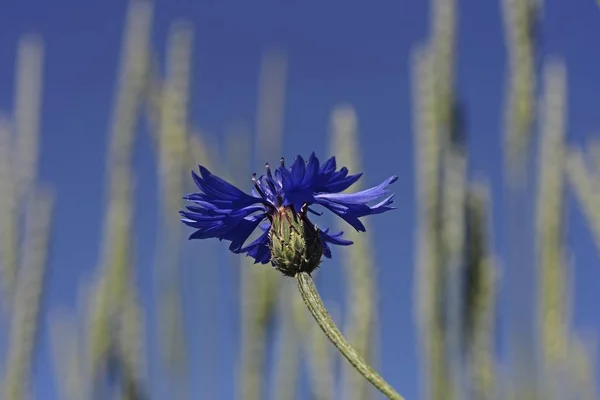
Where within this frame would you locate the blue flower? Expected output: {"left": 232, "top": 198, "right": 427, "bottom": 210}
{"left": 180, "top": 152, "right": 397, "bottom": 272}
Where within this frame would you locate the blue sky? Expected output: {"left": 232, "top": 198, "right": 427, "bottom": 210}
{"left": 1, "top": 0, "right": 600, "bottom": 399}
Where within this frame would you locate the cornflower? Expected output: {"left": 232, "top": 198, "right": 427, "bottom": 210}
{"left": 180, "top": 152, "right": 397, "bottom": 276}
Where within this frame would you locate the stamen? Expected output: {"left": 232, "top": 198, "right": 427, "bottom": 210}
{"left": 280, "top": 157, "right": 285, "bottom": 167}
{"left": 265, "top": 162, "right": 275, "bottom": 180}
{"left": 264, "top": 168, "right": 278, "bottom": 195}
{"left": 252, "top": 173, "right": 266, "bottom": 199}
{"left": 300, "top": 203, "right": 308, "bottom": 216}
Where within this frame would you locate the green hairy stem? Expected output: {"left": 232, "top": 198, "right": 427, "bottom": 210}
{"left": 295, "top": 271, "right": 404, "bottom": 400}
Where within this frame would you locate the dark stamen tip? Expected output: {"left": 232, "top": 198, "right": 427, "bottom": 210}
{"left": 251, "top": 173, "right": 267, "bottom": 199}
{"left": 300, "top": 203, "right": 308, "bottom": 215}
{"left": 280, "top": 157, "right": 285, "bottom": 167}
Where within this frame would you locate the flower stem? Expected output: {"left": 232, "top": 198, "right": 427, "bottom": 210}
{"left": 295, "top": 272, "right": 404, "bottom": 400}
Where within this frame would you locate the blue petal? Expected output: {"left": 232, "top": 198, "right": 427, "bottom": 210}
{"left": 223, "top": 215, "right": 265, "bottom": 252}
{"left": 239, "top": 225, "right": 271, "bottom": 264}
{"left": 290, "top": 155, "right": 306, "bottom": 186}
{"left": 182, "top": 209, "right": 266, "bottom": 240}
{"left": 264, "top": 167, "right": 281, "bottom": 198}
{"left": 319, "top": 228, "right": 353, "bottom": 259}
{"left": 315, "top": 198, "right": 368, "bottom": 231}
{"left": 183, "top": 193, "right": 243, "bottom": 209}
{"left": 313, "top": 173, "right": 397, "bottom": 231}
{"left": 189, "top": 167, "right": 266, "bottom": 209}
{"left": 274, "top": 168, "right": 283, "bottom": 187}
{"left": 193, "top": 167, "right": 242, "bottom": 200}
{"left": 315, "top": 175, "right": 398, "bottom": 204}
{"left": 279, "top": 157, "right": 316, "bottom": 211}
{"left": 311, "top": 156, "right": 364, "bottom": 193}
{"left": 278, "top": 165, "right": 295, "bottom": 192}
{"left": 320, "top": 229, "right": 353, "bottom": 246}
{"left": 182, "top": 205, "right": 265, "bottom": 221}
{"left": 184, "top": 213, "right": 266, "bottom": 252}
{"left": 320, "top": 156, "right": 337, "bottom": 176}
{"left": 181, "top": 180, "right": 268, "bottom": 249}
{"left": 364, "top": 194, "right": 396, "bottom": 215}
{"left": 317, "top": 172, "right": 363, "bottom": 193}
{"left": 259, "top": 175, "right": 277, "bottom": 200}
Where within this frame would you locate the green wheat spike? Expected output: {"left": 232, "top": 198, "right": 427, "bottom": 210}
{"left": 440, "top": 103, "right": 467, "bottom": 400}
{"left": 90, "top": 171, "right": 135, "bottom": 384}
{"left": 49, "top": 314, "right": 82, "bottom": 400}
{"left": 239, "top": 257, "right": 278, "bottom": 400}
{"left": 567, "top": 333, "right": 598, "bottom": 400}
{"left": 307, "top": 300, "right": 338, "bottom": 400}
{"left": 329, "top": 104, "right": 378, "bottom": 400}
{"left": 2, "top": 187, "right": 54, "bottom": 400}
{"left": 89, "top": 0, "right": 153, "bottom": 387}
{"left": 104, "top": 1, "right": 152, "bottom": 173}
{"left": 411, "top": 0, "right": 461, "bottom": 397}
{"left": 430, "top": 0, "right": 457, "bottom": 137}
{"left": 536, "top": 60, "right": 568, "bottom": 399}
{"left": 153, "top": 21, "right": 193, "bottom": 379}
{"left": 564, "top": 151, "right": 600, "bottom": 400}
{"left": 252, "top": 113, "right": 301, "bottom": 399}
{"left": 0, "top": 116, "right": 17, "bottom": 315}
{"left": 0, "top": 34, "right": 44, "bottom": 317}
{"left": 118, "top": 288, "right": 147, "bottom": 399}
{"left": 501, "top": 1, "right": 539, "bottom": 398}
{"left": 225, "top": 124, "right": 251, "bottom": 184}
{"left": 187, "top": 131, "right": 220, "bottom": 181}
{"left": 430, "top": 3, "right": 459, "bottom": 393}
{"left": 411, "top": 44, "right": 444, "bottom": 400}
{"left": 1, "top": 33, "right": 48, "bottom": 400}
{"left": 565, "top": 147, "right": 600, "bottom": 245}
{"left": 13, "top": 35, "right": 43, "bottom": 215}
{"left": 158, "top": 22, "right": 192, "bottom": 216}
{"left": 271, "top": 279, "right": 302, "bottom": 400}
{"left": 463, "top": 182, "right": 498, "bottom": 400}
{"left": 254, "top": 49, "right": 287, "bottom": 160}
{"left": 564, "top": 144, "right": 600, "bottom": 400}
{"left": 585, "top": 137, "right": 600, "bottom": 177}
{"left": 502, "top": 0, "right": 538, "bottom": 176}
{"left": 238, "top": 49, "right": 286, "bottom": 400}
{"left": 49, "top": 277, "right": 98, "bottom": 400}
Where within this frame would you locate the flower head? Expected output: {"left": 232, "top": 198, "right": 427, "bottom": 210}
{"left": 180, "top": 152, "right": 397, "bottom": 276}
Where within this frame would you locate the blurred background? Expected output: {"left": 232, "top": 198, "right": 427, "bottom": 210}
{"left": 0, "top": 0, "right": 599, "bottom": 399}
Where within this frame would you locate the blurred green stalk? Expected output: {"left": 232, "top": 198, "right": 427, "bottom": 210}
{"left": 88, "top": 1, "right": 152, "bottom": 394}
{"left": 238, "top": 49, "right": 286, "bottom": 400}
{"left": 463, "top": 183, "right": 497, "bottom": 400}
{"left": 329, "top": 104, "right": 378, "bottom": 400}
{"left": 148, "top": 22, "right": 193, "bottom": 389}
{"left": 501, "top": 0, "right": 539, "bottom": 397}
{"left": 3, "top": 188, "right": 53, "bottom": 400}
{"left": 536, "top": 61, "right": 568, "bottom": 399}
